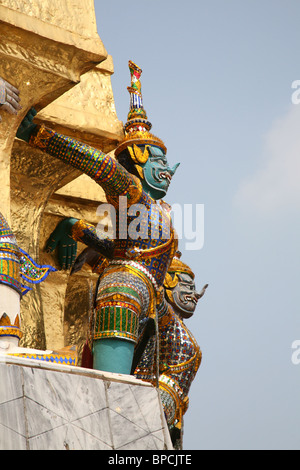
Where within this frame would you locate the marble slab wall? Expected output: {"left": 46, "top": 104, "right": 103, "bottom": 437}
{"left": 0, "top": 356, "right": 173, "bottom": 450}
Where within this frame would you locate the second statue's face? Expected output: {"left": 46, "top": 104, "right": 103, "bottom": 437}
{"left": 141, "top": 146, "right": 180, "bottom": 200}
{"left": 169, "top": 272, "right": 202, "bottom": 319}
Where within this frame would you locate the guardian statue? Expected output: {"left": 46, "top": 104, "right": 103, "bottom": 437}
{"left": 17, "top": 61, "right": 180, "bottom": 375}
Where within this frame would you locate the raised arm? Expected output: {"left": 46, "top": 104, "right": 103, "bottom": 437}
{"left": 17, "top": 109, "right": 142, "bottom": 206}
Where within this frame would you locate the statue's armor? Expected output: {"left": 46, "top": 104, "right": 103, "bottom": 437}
{"left": 94, "top": 265, "right": 153, "bottom": 343}
{"left": 135, "top": 300, "right": 202, "bottom": 432}
{"left": 158, "top": 306, "right": 202, "bottom": 429}
{"left": 0, "top": 213, "right": 22, "bottom": 344}
{"left": 28, "top": 126, "right": 177, "bottom": 343}
{"left": 0, "top": 212, "right": 21, "bottom": 295}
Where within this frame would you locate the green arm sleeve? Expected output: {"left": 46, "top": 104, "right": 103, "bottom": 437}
{"left": 29, "top": 125, "right": 142, "bottom": 204}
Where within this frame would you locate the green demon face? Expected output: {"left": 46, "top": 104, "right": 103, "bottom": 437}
{"left": 141, "top": 146, "right": 180, "bottom": 199}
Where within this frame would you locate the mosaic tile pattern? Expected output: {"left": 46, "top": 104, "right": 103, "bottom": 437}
{"left": 0, "top": 356, "right": 172, "bottom": 450}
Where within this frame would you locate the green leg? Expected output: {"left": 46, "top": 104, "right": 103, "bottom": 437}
{"left": 93, "top": 338, "right": 135, "bottom": 375}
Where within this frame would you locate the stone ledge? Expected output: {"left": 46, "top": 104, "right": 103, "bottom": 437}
{"left": 0, "top": 354, "right": 150, "bottom": 385}
{"left": 0, "top": 355, "right": 173, "bottom": 450}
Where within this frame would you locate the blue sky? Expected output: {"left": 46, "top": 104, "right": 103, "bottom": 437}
{"left": 94, "top": 0, "right": 300, "bottom": 449}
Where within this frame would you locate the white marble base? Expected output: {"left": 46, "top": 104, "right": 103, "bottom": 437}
{"left": 0, "top": 355, "right": 173, "bottom": 450}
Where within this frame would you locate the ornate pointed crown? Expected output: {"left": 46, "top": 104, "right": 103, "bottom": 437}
{"left": 0, "top": 213, "right": 19, "bottom": 252}
{"left": 169, "top": 251, "right": 195, "bottom": 278}
{"left": 0, "top": 313, "right": 23, "bottom": 340}
{"left": 115, "top": 60, "right": 167, "bottom": 158}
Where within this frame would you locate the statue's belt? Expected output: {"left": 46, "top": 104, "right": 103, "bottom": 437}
{"left": 114, "top": 233, "right": 175, "bottom": 261}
